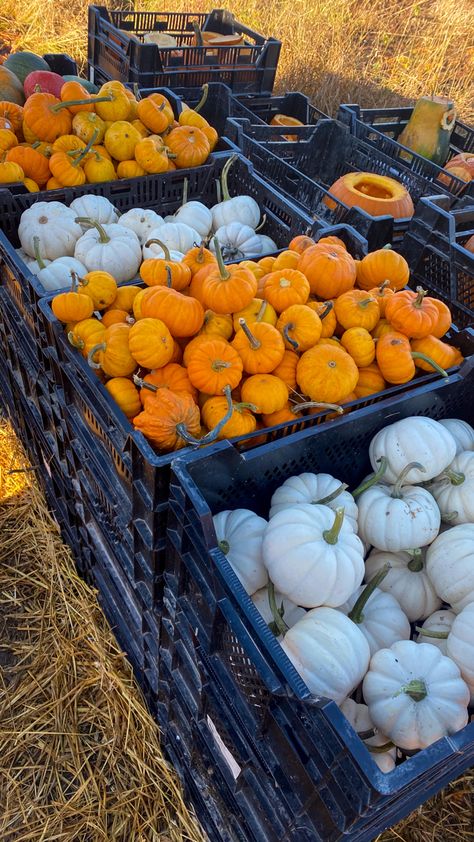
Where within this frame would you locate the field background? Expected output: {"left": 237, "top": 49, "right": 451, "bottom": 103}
{"left": 0, "top": 1, "right": 472, "bottom": 840}
{"left": 1, "top": 0, "right": 473, "bottom": 120}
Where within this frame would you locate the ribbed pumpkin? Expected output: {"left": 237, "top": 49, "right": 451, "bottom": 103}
{"left": 430, "top": 299, "right": 452, "bottom": 338}
{"left": 297, "top": 344, "right": 359, "bottom": 403}
{"left": 384, "top": 287, "right": 439, "bottom": 339}
{"left": 165, "top": 125, "right": 210, "bottom": 168}
{"left": 231, "top": 319, "right": 285, "bottom": 374}
{"left": 368, "top": 281, "right": 395, "bottom": 316}
{"left": 272, "top": 350, "right": 299, "bottom": 390}
{"left": 376, "top": 331, "right": 449, "bottom": 384}
{"left": 271, "top": 250, "right": 301, "bottom": 271}
{"left": 201, "top": 397, "right": 257, "bottom": 440}
{"left": 410, "top": 336, "right": 460, "bottom": 372}
{"left": 23, "top": 92, "right": 74, "bottom": 142}
{"left": 341, "top": 327, "right": 376, "bottom": 367}
{"left": 110, "top": 285, "right": 141, "bottom": 312}
{"left": 289, "top": 234, "right": 315, "bottom": 254}
{"left": 356, "top": 247, "right": 410, "bottom": 291}
{"left": 276, "top": 304, "right": 322, "bottom": 352}
{"left": 241, "top": 374, "right": 288, "bottom": 414}
{"left": 263, "top": 268, "right": 310, "bottom": 312}
{"left": 128, "top": 318, "right": 174, "bottom": 369}
{"left": 182, "top": 244, "right": 216, "bottom": 277}
{"left": 138, "top": 364, "right": 197, "bottom": 403}
{"left": 297, "top": 243, "right": 356, "bottom": 299}
{"left": 133, "top": 390, "right": 201, "bottom": 451}
{"left": 79, "top": 270, "right": 117, "bottom": 310}
{"left": 68, "top": 318, "right": 106, "bottom": 356}
{"left": 140, "top": 286, "right": 205, "bottom": 337}
{"left": 186, "top": 337, "right": 243, "bottom": 394}
{"left": 325, "top": 172, "right": 414, "bottom": 220}
{"left": 335, "top": 289, "right": 380, "bottom": 331}
{"left": 202, "top": 242, "right": 258, "bottom": 314}
{"left": 52, "top": 282, "right": 94, "bottom": 323}
{"left": 6, "top": 145, "right": 50, "bottom": 185}
{"left": 88, "top": 323, "right": 136, "bottom": 377}
{"left": 105, "top": 377, "right": 142, "bottom": 418}
{"left": 137, "top": 93, "right": 174, "bottom": 134}
{"left": 354, "top": 363, "right": 386, "bottom": 398}
{"left": 140, "top": 245, "right": 191, "bottom": 291}
{"left": 232, "top": 298, "right": 277, "bottom": 330}
{"left": 199, "top": 311, "right": 234, "bottom": 340}
{"left": 307, "top": 300, "right": 337, "bottom": 338}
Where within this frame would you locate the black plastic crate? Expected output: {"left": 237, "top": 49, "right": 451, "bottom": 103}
{"left": 88, "top": 6, "right": 281, "bottom": 94}
{"left": 401, "top": 194, "right": 474, "bottom": 328}
{"left": 226, "top": 117, "right": 465, "bottom": 246}
{"left": 338, "top": 103, "right": 474, "bottom": 199}
{"left": 0, "top": 152, "right": 314, "bottom": 350}
{"left": 162, "top": 361, "right": 474, "bottom": 841}
{"left": 43, "top": 52, "right": 78, "bottom": 75}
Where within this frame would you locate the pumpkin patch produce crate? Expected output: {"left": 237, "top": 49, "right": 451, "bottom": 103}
{"left": 87, "top": 7, "right": 281, "bottom": 93}
{"left": 160, "top": 360, "right": 474, "bottom": 841}
{"left": 401, "top": 194, "right": 474, "bottom": 328}
{"left": 225, "top": 117, "right": 467, "bottom": 246}
{"left": 338, "top": 102, "right": 474, "bottom": 200}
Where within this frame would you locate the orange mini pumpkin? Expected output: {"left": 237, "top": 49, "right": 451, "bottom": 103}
{"left": 306, "top": 300, "right": 336, "bottom": 338}
{"left": 271, "top": 250, "right": 301, "bottom": 272}
{"left": 384, "top": 287, "right": 440, "bottom": 339}
{"left": 241, "top": 374, "right": 289, "bottom": 414}
{"left": 428, "top": 298, "right": 452, "bottom": 339}
{"left": 133, "top": 389, "right": 201, "bottom": 451}
{"left": 140, "top": 286, "right": 205, "bottom": 337}
{"left": 138, "top": 363, "right": 197, "bottom": 404}
{"left": 263, "top": 268, "right": 310, "bottom": 312}
{"left": 410, "top": 336, "right": 460, "bottom": 373}
{"left": 88, "top": 323, "right": 136, "bottom": 378}
{"left": 186, "top": 337, "right": 243, "bottom": 394}
{"left": 334, "top": 289, "right": 380, "bottom": 331}
{"left": 182, "top": 243, "right": 216, "bottom": 277}
{"left": 6, "top": 144, "right": 50, "bottom": 185}
{"left": 140, "top": 244, "right": 191, "bottom": 291}
{"left": 368, "top": 280, "right": 394, "bottom": 317}
{"left": 165, "top": 125, "right": 210, "bottom": 168}
{"left": 232, "top": 298, "right": 277, "bottom": 331}
{"left": 296, "top": 344, "right": 359, "bottom": 404}
{"left": 199, "top": 310, "right": 233, "bottom": 340}
{"left": 272, "top": 350, "right": 299, "bottom": 390}
{"left": 134, "top": 134, "right": 170, "bottom": 174}
{"left": 297, "top": 243, "right": 356, "bottom": 299}
{"left": 231, "top": 319, "right": 285, "bottom": 374}
{"left": 105, "top": 377, "right": 142, "bottom": 418}
{"left": 376, "top": 331, "right": 449, "bottom": 384}
{"left": 341, "top": 327, "right": 376, "bottom": 367}
{"left": 276, "top": 304, "right": 322, "bottom": 352}
{"left": 354, "top": 363, "right": 386, "bottom": 398}
{"left": 202, "top": 242, "right": 257, "bottom": 314}
{"left": 128, "top": 318, "right": 174, "bottom": 369}
{"left": 137, "top": 92, "right": 174, "bottom": 134}
{"left": 201, "top": 396, "right": 257, "bottom": 440}
{"left": 288, "top": 234, "right": 315, "bottom": 254}
{"left": 356, "top": 247, "right": 409, "bottom": 292}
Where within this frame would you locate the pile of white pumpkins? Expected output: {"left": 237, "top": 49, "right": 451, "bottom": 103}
{"left": 14, "top": 183, "right": 276, "bottom": 290}
{"left": 214, "top": 414, "right": 474, "bottom": 772}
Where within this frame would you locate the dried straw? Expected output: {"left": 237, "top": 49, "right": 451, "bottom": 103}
{"left": 0, "top": 422, "right": 205, "bottom": 842}
{"left": 0, "top": 420, "right": 472, "bottom": 842}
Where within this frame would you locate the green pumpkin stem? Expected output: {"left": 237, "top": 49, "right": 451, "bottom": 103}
{"left": 213, "top": 237, "right": 231, "bottom": 280}
{"left": 256, "top": 299, "right": 267, "bottom": 322}
{"left": 283, "top": 322, "right": 299, "bottom": 351}
{"left": 133, "top": 374, "right": 157, "bottom": 393}
{"left": 322, "top": 506, "right": 345, "bottom": 545}
{"left": 87, "top": 341, "right": 106, "bottom": 370}
{"left": 220, "top": 154, "right": 237, "bottom": 203}
{"left": 415, "top": 625, "right": 449, "bottom": 639}
{"left": 411, "top": 351, "right": 449, "bottom": 379}
{"left": 318, "top": 301, "right": 333, "bottom": 320}
{"left": 314, "top": 483, "right": 349, "bottom": 506}
{"left": 268, "top": 580, "right": 289, "bottom": 637}
{"left": 392, "top": 461, "right": 425, "bottom": 498}
{"left": 413, "top": 286, "right": 427, "bottom": 308}
{"left": 352, "top": 457, "right": 388, "bottom": 499}
{"left": 396, "top": 678, "right": 428, "bottom": 703}
{"left": 144, "top": 238, "right": 171, "bottom": 262}
{"left": 72, "top": 129, "right": 99, "bottom": 168}
{"left": 177, "top": 384, "right": 234, "bottom": 446}
{"left": 181, "top": 176, "right": 188, "bottom": 207}
{"left": 192, "top": 20, "right": 204, "bottom": 47}
{"left": 292, "top": 401, "right": 343, "bottom": 415}
{"left": 367, "top": 741, "right": 395, "bottom": 754}
{"left": 70, "top": 271, "right": 79, "bottom": 293}
{"left": 52, "top": 95, "right": 113, "bottom": 112}
{"left": 193, "top": 83, "right": 209, "bottom": 114}
{"left": 430, "top": 469, "right": 465, "bottom": 486}
{"left": 74, "top": 217, "right": 110, "bottom": 244}
{"left": 67, "top": 330, "right": 84, "bottom": 350}
{"left": 348, "top": 563, "right": 390, "bottom": 624}
{"left": 407, "top": 548, "right": 424, "bottom": 572}
{"left": 32, "top": 236, "right": 46, "bottom": 270}
{"left": 238, "top": 318, "right": 261, "bottom": 350}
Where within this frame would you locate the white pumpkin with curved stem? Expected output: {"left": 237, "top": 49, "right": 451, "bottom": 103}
{"left": 37, "top": 256, "right": 88, "bottom": 291}
{"left": 211, "top": 223, "right": 277, "bottom": 260}
{"left": 426, "top": 524, "right": 474, "bottom": 612}
{"left": 281, "top": 607, "right": 370, "bottom": 703}
{"left": 269, "top": 472, "right": 358, "bottom": 532}
{"left": 369, "top": 417, "right": 457, "bottom": 484}
{"left": 173, "top": 185, "right": 212, "bottom": 239}
{"left": 365, "top": 548, "right": 441, "bottom": 622}
{"left": 211, "top": 156, "right": 261, "bottom": 230}
{"left": 439, "top": 419, "right": 474, "bottom": 454}
{"left": 70, "top": 195, "right": 118, "bottom": 227}
{"left": 117, "top": 208, "right": 164, "bottom": 244}
{"left": 142, "top": 241, "right": 184, "bottom": 262}
{"left": 340, "top": 699, "right": 396, "bottom": 773}
{"left": 147, "top": 221, "right": 200, "bottom": 254}
{"left": 415, "top": 609, "right": 456, "bottom": 654}
{"left": 337, "top": 566, "right": 410, "bottom": 656}
{"left": 251, "top": 585, "right": 305, "bottom": 636}
{"left": 447, "top": 603, "right": 474, "bottom": 701}
{"left": 19, "top": 202, "right": 83, "bottom": 259}
{"left": 262, "top": 504, "right": 365, "bottom": 608}
{"left": 213, "top": 509, "right": 268, "bottom": 595}
{"left": 16, "top": 246, "right": 51, "bottom": 275}
{"left": 429, "top": 451, "right": 474, "bottom": 525}
{"left": 74, "top": 221, "right": 141, "bottom": 282}
{"left": 363, "top": 640, "right": 469, "bottom": 750}
{"left": 357, "top": 463, "right": 440, "bottom": 552}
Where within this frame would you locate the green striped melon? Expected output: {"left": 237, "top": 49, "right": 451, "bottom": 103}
{"left": 4, "top": 52, "right": 51, "bottom": 85}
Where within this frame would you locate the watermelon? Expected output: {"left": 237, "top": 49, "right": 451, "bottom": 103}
{"left": 62, "top": 75, "right": 99, "bottom": 94}
{"left": 24, "top": 70, "right": 64, "bottom": 98}
{"left": 4, "top": 52, "right": 51, "bottom": 84}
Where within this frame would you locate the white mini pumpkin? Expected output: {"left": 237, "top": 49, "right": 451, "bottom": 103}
{"left": 211, "top": 158, "right": 261, "bottom": 231}
{"left": 37, "top": 256, "right": 88, "bottom": 291}
{"left": 174, "top": 201, "right": 212, "bottom": 239}
{"left": 365, "top": 548, "right": 441, "bottom": 622}
{"left": 70, "top": 195, "right": 118, "bottom": 227}
{"left": 211, "top": 223, "right": 277, "bottom": 260}
{"left": 19, "top": 202, "right": 83, "bottom": 259}
{"left": 147, "top": 222, "right": 200, "bottom": 254}
{"left": 337, "top": 571, "right": 410, "bottom": 656}
{"left": 269, "top": 472, "right": 358, "bottom": 532}
{"left": 369, "top": 418, "right": 457, "bottom": 484}
{"left": 429, "top": 451, "right": 474, "bottom": 525}
{"left": 281, "top": 607, "right": 370, "bottom": 704}
{"left": 117, "top": 208, "right": 164, "bottom": 245}
{"left": 16, "top": 247, "right": 51, "bottom": 275}
{"left": 74, "top": 222, "right": 141, "bottom": 282}
{"left": 262, "top": 504, "right": 364, "bottom": 608}
{"left": 415, "top": 609, "right": 456, "bottom": 654}
{"left": 251, "top": 585, "right": 305, "bottom": 637}
{"left": 357, "top": 465, "right": 440, "bottom": 552}
{"left": 447, "top": 602, "right": 474, "bottom": 701}
{"left": 425, "top": 524, "right": 474, "bottom": 612}
{"left": 340, "top": 698, "right": 396, "bottom": 773}
{"left": 363, "top": 640, "right": 469, "bottom": 750}
{"left": 213, "top": 509, "right": 268, "bottom": 595}
{"left": 439, "top": 418, "right": 474, "bottom": 454}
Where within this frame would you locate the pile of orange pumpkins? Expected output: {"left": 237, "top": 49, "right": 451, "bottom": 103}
{"left": 51, "top": 234, "right": 463, "bottom": 453}
{"left": 0, "top": 83, "right": 217, "bottom": 192}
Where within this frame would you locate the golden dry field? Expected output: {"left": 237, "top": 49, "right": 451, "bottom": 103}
{"left": 0, "top": 0, "right": 473, "bottom": 119}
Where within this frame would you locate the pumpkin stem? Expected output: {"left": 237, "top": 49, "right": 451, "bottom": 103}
{"left": 192, "top": 20, "right": 204, "bottom": 47}
{"left": 396, "top": 678, "right": 428, "bottom": 703}
{"left": 70, "top": 271, "right": 79, "bottom": 293}
{"left": 391, "top": 462, "right": 425, "bottom": 498}
{"left": 407, "top": 548, "right": 424, "bottom": 572}
{"left": 358, "top": 296, "right": 376, "bottom": 309}
{"left": 441, "top": 510, "right": 459, "bottom": 522}
{"left": 74, "top": 217, "right": 110, "bottom": 244}
{"left": 71, "top": 129, "right": 99, "bottom": 168}
{"left": 211, "top": 359, "right": 231, "bottom": 372}
{"left": 357, "top": 727, "right": 377, "bottom": 740}
{"left": 215, "top": 178, "right": 222, "bottom": 205}
{"left": 181, "top": 177, "right": 188, "bottom": 207}
{"left": 144, "top": 238, "right": 171, "bottom": 261}
{"left": 322, "top": 506, "right": 345, "bottom": 545}
{"left": 254, "top": 213, "right": 265, "bottom": 233}
{"left": 220, "top": 154, "right": 237, "bottom": 203}
{"left": 352, "top": 457, "right": 388, "bottom": 498}
{"left": 292, "top": 401, "right": 343, "bottom": 415}
{"left": 133, "top": 83, "right": 141, "bottom": 101}
{"left": 52, "top": 95, "right": 113, "bottom": 112}
{"left": 415, "top": 626, "right": 449, "bottom": 640}
{"left": 314, "top": 482, "right": 349, "bottom": 506}
{"left": 213, "top": 237, "right": 231, "bottom": 281}
{"left": 318, "top": 301, "right": 333, "bottom": 320}
{"left": 218, "top": 539, "right": 230, "bottom": 554}
{"left": 133, "top": 374, "right": 157, "bottom": 393}
{"left": 87, "top": 341, "right": 106, "bottom": 369}
{"left": 411, "top": 351, "right": 449, "bottom": 379}
{"left": 283, "top": 323, "right": 299, "bottom": 351}
{"left": 267, "top": 580, "right": 289, "bottom": 637}
{"left": 32, "top": 236, "right": 46, "bottom": 270}
{"left": 238, "top": 318, "right": 260, "bottom": 350}
{"left": 177, "top": 384, "right": 234, "bottom": 446}
{"left": 193, "top": 84, "right": 209, "bottom": 114}
{"left": 67, "top": 330, "right": 84, "bottom": 350}
{"left": 429, "top": 468, "right": 465, "bottom": 486}
{"left": 194, "top": 242, "right": 206, "bottom": 266}
{"left": 255, "top": 299, "right": 267, "bottom": 322}
{"left": 348, "top": 563, "right": 390, "bottom": 624}
{"left": 378, "top": 280, "right": 391, "bottom": 292}
{"left": 413, "top": 286, "right": 427, "bottom": 308}
{"left": 367, "top": 741, "right": 395, "bottom": 755}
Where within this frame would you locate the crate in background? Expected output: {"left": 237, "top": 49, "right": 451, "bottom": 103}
{"left": 338, "top": 103, "right": 474, "bottom": 199}
{"left": 88, "top": 6, "right": 281, "bottom": 93}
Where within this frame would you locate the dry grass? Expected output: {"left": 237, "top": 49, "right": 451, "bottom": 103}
{"left": 0, "top": 421, "right": 205, "bottom": 842}
{"left": 0, "top": 0, "right": 473, "bottom": 120}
